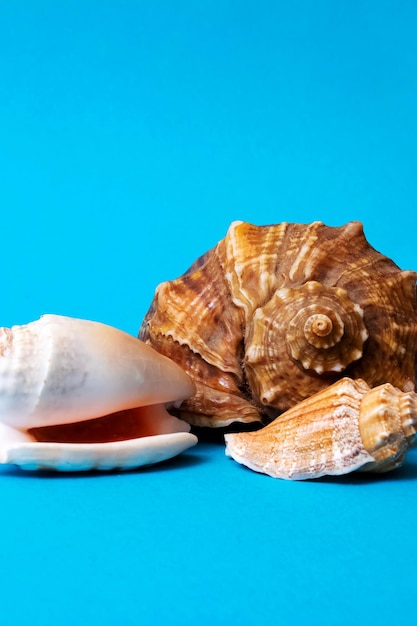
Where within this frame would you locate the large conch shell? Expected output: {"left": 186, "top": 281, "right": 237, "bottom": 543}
{"left": 0, "top": 315, "right": 197, "bottom": 471}
{"left": 225, "top": 378, "right": 417, "bottom": 480}
{"left": 140, "top": 220, "right": 417, "bottom": 427}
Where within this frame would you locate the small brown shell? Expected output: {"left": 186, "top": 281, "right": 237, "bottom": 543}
{"left": 140, "top": 220, "right": 417, "bottom": 427}
{"left": 224, "top": 377, "right": 417, "bottom": 480}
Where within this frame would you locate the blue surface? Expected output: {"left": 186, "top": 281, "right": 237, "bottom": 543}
{"left": 0, "top": 2, "right": 416, "bottom": 624}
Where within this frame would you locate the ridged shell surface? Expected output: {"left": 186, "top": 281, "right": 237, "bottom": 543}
{"left": 224, "top": 378, "right": 417, "bottom": 480}
{"left": 140, "top": 220, "right": 417, "bottom": 427}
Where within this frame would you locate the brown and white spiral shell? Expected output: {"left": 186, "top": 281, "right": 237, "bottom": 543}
{"left": 140, "top": 220, "right": 417, "bottom": 428}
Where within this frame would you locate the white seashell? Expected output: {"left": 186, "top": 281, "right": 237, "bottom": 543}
{"left": 0, "top": 314, "right": 197, "bottom": 471}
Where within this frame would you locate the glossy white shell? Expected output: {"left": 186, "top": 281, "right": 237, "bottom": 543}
{"left": 0, "top": 315, "right": 197, "bottom": 471}
{"left": 0, "top": 428, "right": 197, "bottom": 472}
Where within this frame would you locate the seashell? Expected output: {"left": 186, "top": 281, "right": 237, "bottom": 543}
{"left": 139, "top": 220, "right": 417, "bottom": 427}
{"left": 0, "top": 314, "right": 197, "bottom": 471}
{"left": 224, "top": 377, "right": 417, "bottom": 480}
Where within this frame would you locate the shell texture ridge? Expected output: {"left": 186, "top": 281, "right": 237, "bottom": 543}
{"left": 224, "top": 378, "right": 417, "bottom": 480}
{"left": 0, "top": 314, "right": 197, "bottom": 472}
{"left": 140, "top": 220, "right": 417, "bottom": 428}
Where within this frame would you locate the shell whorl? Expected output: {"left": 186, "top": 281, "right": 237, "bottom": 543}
{"left": 245, "top": 281, "right": 369, "bottom": 410}
{"left": 246, "top": 281, "right": 368, "bottom": 378}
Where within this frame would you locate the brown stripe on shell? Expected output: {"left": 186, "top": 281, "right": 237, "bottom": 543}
{"left": 222, "top": 220, "right": 290, "bottom": 315}
{"left": 140, "top": 243, "right": 244, "bottom": 377}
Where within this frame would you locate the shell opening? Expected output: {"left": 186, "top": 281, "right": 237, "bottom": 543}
{"left": 26, "top": 404, "right": 190, "bottom": 444}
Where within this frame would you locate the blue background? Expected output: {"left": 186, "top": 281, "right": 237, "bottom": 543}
{"left": 0, "top": 2, "right": 416, "bottom": 624}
